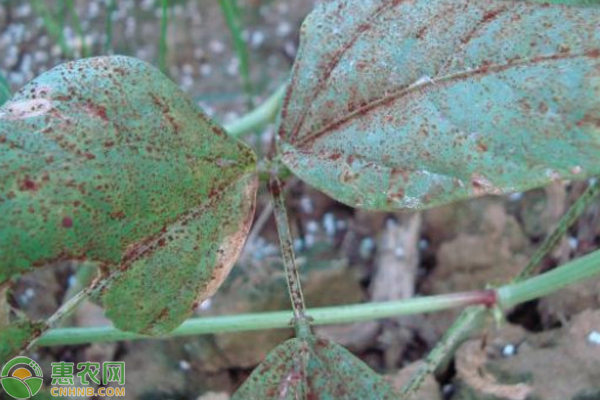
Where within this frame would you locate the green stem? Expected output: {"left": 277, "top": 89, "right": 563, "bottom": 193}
{"left": 269, "top": 175, "right": 309, "bottom": 336}
{"left": 36, "top": 248, "right": 600, "bottom": 347}
{"left": 24, "top": 287, "right": 90, "bottom": 352}
{"left": 404, "top": 247, "right": 600, "bottom": 398}
{"left": 498, "top": 248, "right": 600, "bottom": 309}
{"left": 515, "top": 179, "right": 600, "bottom": 281}
{"left": 224, "top": 84, "right": 286, "bottom": 138}
{"left": 37, "top": 290, "right": 494, "bottom": 347}
{"left": 400, "top": 306, "right": 487, "bottom": 397}
{"left": 401, "top": 182, "right": 600, "bottom": 398}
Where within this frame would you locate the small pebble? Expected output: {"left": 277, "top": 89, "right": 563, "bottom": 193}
{"left": 209, "top": 40, "right": 225, "bottom": 54}
{"left": 502, "top": 343, "right": 516, "bottom": 357}
{"left": 182, "top": 63, "right": 194, "bottom": 75}
{"left": 283, "top": 40, "right": 296, "bottom": 57}
{"left": 67, "top": 275, "right": 78, "bottom": 288}
{"left": 199, "top": 298, "right": 212, "bottom": 311}
{"left": 509, "top": 192, "right": 524, "bottom": 201}
{"left": 178, "top": 360, "right": 191, "bottom": 371}
{"left": 306, "top": 220, "right": 319, "bottom": 234}
{"left": 173, "top": 4, "right": 185, "bottom": 17}
{"left": 226, "top": 57, "right": 239, "bottom": 76}
{"left": 304, "top": 233, "right": 315, "bottom": 248}
{"left": 250, "top": 31, "right": 265, "bottom": 49}
{"left": 293, "top": 238, "right": 303, "bottom": 251}
{"left": 394, "top": 246, "right": 405, "bottom": 259}
{"left": 180, "top": 75, "right": 194, "bottom": 91}
{"left": 587, "top": 330, "right": 600, "bottom": 345}
{"left": 223, "top": 111, "right": 240, "bottom": 124}
{"left": 568, "top": 236, "right": 578, "bottom": 250}
{"left": 276, "top": 3, "right": 289, "bottom": 15}
{"left": 199, "top": 64, "right": 212, "bottom": 77}
{"left": 141, "top": 0, "right": 154, "bottom": 11}
{"left": 299, "top": 197, "right": 314, "bottom": 214}
{"left": 260, "top": 126, "right": 275, "bottom": 147}
{"left": 359, "top": 237, "right": 375, "bottom": 259}
{"left": 125, "top": 16, "right": 136, "bottom": 39}
{"left": 14, "top": 3, "right": 32, "bottom": 18}
{"left": 88, "top": 2, "right": 100, "bottom": 18}
{"left": 442, "top": 384, "right": 454, "bottom": 397}
{"left": 19, "top": 288, "right": 36, "bottom": 305}
{"left": 276, "top": 22, "right": 292, "bottom": 37}
{"left": 323, "top": 213, "right": 336, "bottom": 237}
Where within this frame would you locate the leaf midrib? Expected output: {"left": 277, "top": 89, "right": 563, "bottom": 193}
{"left": 292, "top": 50, "right": 598, "bottom": 149}
{"left": 286, "top": 0, "right": 404, "bottom": 143}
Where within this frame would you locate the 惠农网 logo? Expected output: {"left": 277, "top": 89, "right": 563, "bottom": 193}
{"left": 1, "top": 356, "right": 43, "bottom": 399}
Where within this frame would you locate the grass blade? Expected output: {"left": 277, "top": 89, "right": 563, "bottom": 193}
{"left": 104, "top": 0, "right": 117, "bottom": 53}
{"left": 159, "top": 0, "right": 169, "bottom": 75}
{"left": 31, "top": 0, "right": 73, "bottom": 58}
{"left": 66, "top": 0, "right": 90, "bottom": 57}
{"left": 218, "top": 0, "right": 254, "bottom": 109}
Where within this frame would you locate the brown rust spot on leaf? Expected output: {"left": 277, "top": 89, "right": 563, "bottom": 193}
{"left": 19, "top": 177, "right": 37, "bottom": 191}
{"left": 61, "top": 217, "right": 73, "bottom": 228}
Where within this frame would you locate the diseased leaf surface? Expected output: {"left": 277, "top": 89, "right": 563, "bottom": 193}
{"left": 0, "top": 56, "right": 257, "bottom": 334}
{"left": 279, "top": 0, "right": 600, "bottom": 210}
{"left": 0, "top": 320, "right": 45, "bottom": 361}
{"left": 232, "top": 337, "right": 398, "bottom": 400}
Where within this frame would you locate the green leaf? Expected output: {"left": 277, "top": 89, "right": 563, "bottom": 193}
{"left": 0, "top": 320, "right": 46, "bottom": 361}
{"left": 0, "top": 56, "right": 258, "bottom": 334}
{"left": 278, "top": 0, "right": 600, "bottom": 211}
{"left": 232, "top": 337, "right": 398, "bottom": 400}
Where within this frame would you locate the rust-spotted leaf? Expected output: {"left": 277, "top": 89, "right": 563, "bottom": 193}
{"left": 231, "top": 337, "right": 399, "bottom": 400}
{"left": 278, "top": 0, "right": 600, "bottom": 210}
{"left": 0, "top": 56, "right": 257, "bottom": 335}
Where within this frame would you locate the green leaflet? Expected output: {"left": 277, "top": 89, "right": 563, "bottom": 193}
{"left": 0, "top": 56, "right": 257, "bottom": 336}
{"left": 231, "top": 337, "right": 399, "bottom": 400}
{"left": 278, "top": 0, "right": 600, "bottom": 211}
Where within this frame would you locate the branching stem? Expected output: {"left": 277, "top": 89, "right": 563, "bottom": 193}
{"left": 224, "top": 84, "right": 286, "bottom": 138}
{"left": 400, "top": 180, "right": 600, "bottom": 398}
{"left": 268, "top": 175, "right": 310, "bottom": 336}
{"left": 516, "top": 179, "right": 600, "bottom": 281}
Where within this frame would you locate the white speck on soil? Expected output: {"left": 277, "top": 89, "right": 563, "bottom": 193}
{"left": 502, "top": 343, "right": 516, "bottom": 357}
{"left": 323, "top": 213, "right": 336, "bottom": 237}
{"left": 300, "top": 197, "right": 314, "bottom": 214}
{"left": 178, "top": 360, "right": 191, "bottom": 371}
{"left": 587, "top": 330, "right": 600, "bottom": 345}
{"left": 306, "top": 220, "right": 319, "bottom": 233}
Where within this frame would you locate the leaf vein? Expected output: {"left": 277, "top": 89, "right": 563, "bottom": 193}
{"left": 294, "top": 50, "right": 598, "bottom": 149}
